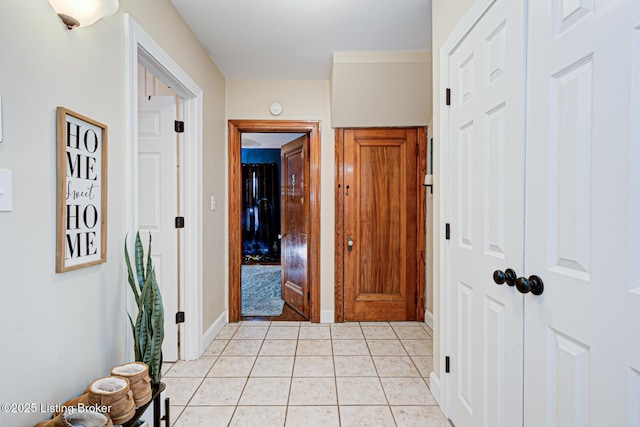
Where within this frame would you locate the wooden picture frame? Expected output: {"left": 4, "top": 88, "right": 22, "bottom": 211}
{"left": 55, "top": 107, "right": 108, "bottom": 272}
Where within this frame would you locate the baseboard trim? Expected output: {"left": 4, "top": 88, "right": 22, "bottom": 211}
{"left": 425, "top": 310, "right": 434, "bottom": 329}
{"left": 202, "top": 310, "right": 228, "bottom": 353}
{"left": 320, "top": 310, "right": 335, "bottom": 323}
{"left": 430, "top": 372, "right": 441, "bottom": 406}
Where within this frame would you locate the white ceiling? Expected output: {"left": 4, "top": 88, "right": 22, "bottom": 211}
{"left": 170, "top": 0, "right": 432, "bottom": 80}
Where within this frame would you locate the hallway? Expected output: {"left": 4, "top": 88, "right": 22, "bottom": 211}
{"left": 161, "top": 321, "right": 447, "bottom": 426}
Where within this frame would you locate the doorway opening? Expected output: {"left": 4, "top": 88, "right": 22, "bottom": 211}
{"left": 228, "top": 120, "right": 321, "bottom": 323}
{"left": 125, "top": 15, "right": 204, "bottom": 361}
{"left": 241, "top": 133, "right": 300, "bottom": 319}
{"left": 136, "top": 61, "right": 183, "bottom": 361}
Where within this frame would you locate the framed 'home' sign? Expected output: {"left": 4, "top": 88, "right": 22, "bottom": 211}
{"left": 55, "top": 107, "right": 108, "bottom": 272}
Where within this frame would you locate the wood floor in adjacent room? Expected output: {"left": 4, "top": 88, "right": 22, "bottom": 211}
{"left": 242, "top": 303, "right": 307, "bottom": 322}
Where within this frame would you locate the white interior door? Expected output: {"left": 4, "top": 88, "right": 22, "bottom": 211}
{"left": 524, "top": 1, "right": 640, "bottom": 425}
{"left": 447, "top": 0, "right": 526, "bottom": 425}
{"left": 138, "top": 96, "right": 179, "bottom": 362}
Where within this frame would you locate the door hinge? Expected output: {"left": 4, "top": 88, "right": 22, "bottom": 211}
{"left": 445, "top": 223, "right": 451, "bottom": 240}
{"left": 307, "top": 292, "right": 310, "bottom": 301}
{"left": 445, "top": 356, "right": 450, "bottom": 373}
{"left": 175, "top": 216, "right": 185, "bottom": 229}
{"left": 175, "top": 120, "right": 185, "bottom": 133}
{"left": 175, "top": 311, "right": 185, "bottom": 324}
{"left": 416, "top": 143, "right": 419, "bottom": 156}
{"left": 445, "top": 88, "right": 451, "bottom": 106}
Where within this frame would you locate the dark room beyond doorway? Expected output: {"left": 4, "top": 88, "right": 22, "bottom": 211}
{"left": 239, "top": 133, "right": 307, "bottom": 321}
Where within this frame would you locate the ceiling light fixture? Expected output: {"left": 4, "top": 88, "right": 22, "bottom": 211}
{"left": 48, "top": 0, "right": 119, "bottom": 30}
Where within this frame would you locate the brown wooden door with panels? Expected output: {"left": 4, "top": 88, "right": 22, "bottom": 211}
{"left": 335, "top": 127, "right": 426, "bottom": 322}
{"left": 280, "top": 135, "right": 311, "bottom": 318}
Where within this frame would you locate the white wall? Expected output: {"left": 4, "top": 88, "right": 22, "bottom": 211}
{"left": 431, "top": 0, "right": 476, "bottom": 381}
{"left": 0, "top": 1, "right": 225, "bottom": 425}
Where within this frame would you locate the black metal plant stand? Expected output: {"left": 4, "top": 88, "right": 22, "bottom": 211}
{"left": 121, "top": 382, "right": 169, "bottom": 427}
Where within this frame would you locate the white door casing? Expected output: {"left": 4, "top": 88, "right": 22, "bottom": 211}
{"left": 524, "top": 1, "right": 640, "bottom": 425}
{"left": 125, "top": 15, "right": 204, "bottom": 361}
{"left": 138, "top": 96, "right": 179, "bottom": 362}
{"left": 447, "top": 0, "right": 526, "bottom": 426}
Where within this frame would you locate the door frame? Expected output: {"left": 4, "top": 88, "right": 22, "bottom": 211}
{"left": 334, "top": 127, "right": 427, "bottom": 323}
{"left": 125, "top": 15, "right": 204, "bottom": 360}
{"left": 228, "top": 120, "right": 321, "bottom": 323}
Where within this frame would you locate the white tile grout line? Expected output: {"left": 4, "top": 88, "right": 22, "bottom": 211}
{"left": 170, "top": 321, "right": 438, "bottom": 426}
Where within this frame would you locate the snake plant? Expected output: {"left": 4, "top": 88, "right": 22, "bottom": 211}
{"left": 125, "top": 232, "right": 164, "bottom": 384}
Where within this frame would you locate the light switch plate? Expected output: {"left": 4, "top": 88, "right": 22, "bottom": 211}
{"left": 0, "top": 169, "right": 12, "bottom": 211}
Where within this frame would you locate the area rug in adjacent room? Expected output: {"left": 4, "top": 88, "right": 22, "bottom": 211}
{"left": 241, "top": 265, "right": 284, "bottom": 317}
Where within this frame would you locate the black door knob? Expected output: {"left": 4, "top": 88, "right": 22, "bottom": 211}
{"left": 493, "top": 269, "right": 516, "bottom": 286}
{"left": 515, "top": 275, "right": 544, "bottom": 295}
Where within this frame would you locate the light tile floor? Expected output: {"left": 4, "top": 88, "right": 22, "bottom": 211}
{"left": 161, "top": 321, "right": 448, "bottom": 427}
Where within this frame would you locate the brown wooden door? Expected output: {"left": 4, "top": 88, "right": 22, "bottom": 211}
{"left": 281, "top": 135, "right": 310, "bottom": 318}
{"left": 340, "top": 128, "right": 422, "bottom": 321}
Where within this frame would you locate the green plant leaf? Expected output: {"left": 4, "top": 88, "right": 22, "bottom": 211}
{"left": 128, "top": 313, "right": 141, "bottom": 361}
{"left": 136, "top": 270, "right": 153, "bottom": 361}
{"left": 126, "top": 231, "right": 165, "bottom": 383}
{"left": 145, "top": 234, "right": 153, "bottom": 288}
{"left": 148, "top": 267, "right": 165, "bottom": 383}
{"left": 124, "top": 237, "right": 140, "bottom": 308}
{"left": 134, "top": 232, "right": 146, "bottom": 291}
